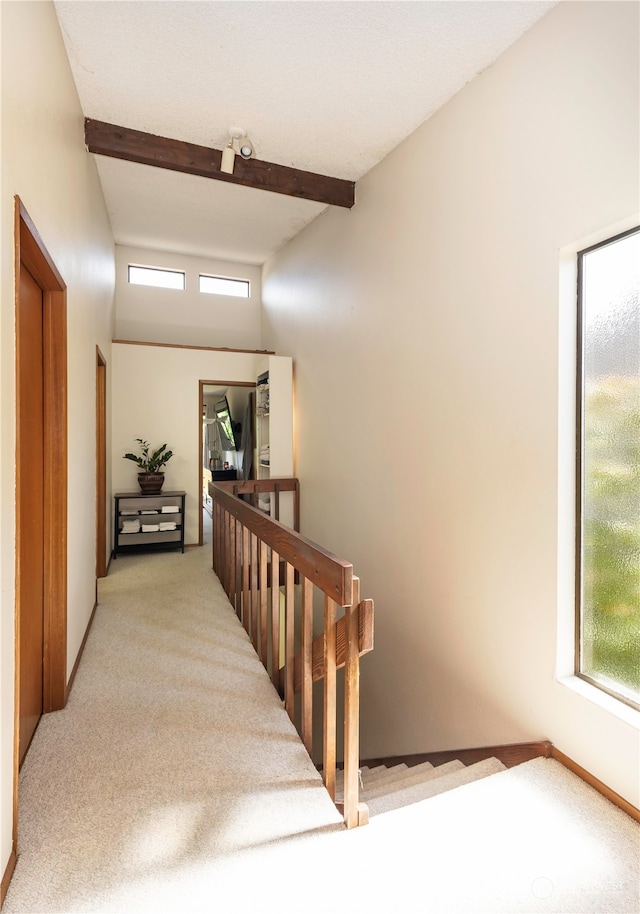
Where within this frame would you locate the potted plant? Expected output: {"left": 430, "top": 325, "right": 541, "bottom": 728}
{"left": 123, "top": 438, "right": 174, "bottom": 494}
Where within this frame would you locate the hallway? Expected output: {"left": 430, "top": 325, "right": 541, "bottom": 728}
{"left": 4, "top": 536, "right": 343, "bottom": 912}
{"left": 4, "top": 526, "right": 639, "bottom": 913}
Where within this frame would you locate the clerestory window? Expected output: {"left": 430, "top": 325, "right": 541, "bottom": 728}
{"left": 199, "top": 274, "right": 250, "bottom": 298}
{"left": 128, "top": 264, "right": 185, "bottom": 290}
{"left": 576, "top": 226, "right": 639, "bottom": 709}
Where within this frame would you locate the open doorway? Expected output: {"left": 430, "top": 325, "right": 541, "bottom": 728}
{"left": 198, "top": 380, "right": 255, "bottom": 545}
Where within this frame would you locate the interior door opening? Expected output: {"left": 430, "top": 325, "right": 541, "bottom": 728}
{"left": 198, "top": 380, "right": 255, "bottom": 545}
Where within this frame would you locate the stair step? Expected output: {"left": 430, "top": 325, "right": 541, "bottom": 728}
{"left": 362, "top": 760, "right": 440, "bottom": 798}
{"left": 361, "top": 763, "right": 410, "bottom": 786}
{"left": 356, "top": 765, "right": 390, "bottom": 782}
{"left": 364, "top": 759, "right": 462, "bottom": 800}
{"left": 367, "top": 757, "right": 507, "bottom": 817}
{"left": 334, "top": 763, "right": 407, "bottom": 792}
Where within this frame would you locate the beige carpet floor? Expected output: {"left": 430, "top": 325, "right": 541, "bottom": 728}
{"left": 4, "top": 524, "right": 639, "bottom": 914}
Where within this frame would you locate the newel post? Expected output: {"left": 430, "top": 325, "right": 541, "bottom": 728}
{"left": 343, "top": 577, "right": 368, "bottom": 827}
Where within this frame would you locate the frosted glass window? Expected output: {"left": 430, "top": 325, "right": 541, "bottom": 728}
{"left": 128, "top": 265, "right": 185, "bottom": 290}
{"left": 199, "top": 275, "right": 250, "bottom": 298}
{"left": 577, "top": 227, "right": 639, "bottom": 708}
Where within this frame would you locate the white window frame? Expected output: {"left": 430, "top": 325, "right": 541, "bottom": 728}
{"left": 128, "top": 264, "right": 185, "bottom": 290}
{"left": 557, "top": 215, "right": 640, "bottom": 725}
{"left": 575, "top": 225, "right": 639, "bottom": 710}
{"left": 199, "top": 274, "right": 250, "bottom": 298}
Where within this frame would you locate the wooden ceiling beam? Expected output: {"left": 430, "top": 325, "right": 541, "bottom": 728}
{"left": 84, "top": 119, "right": 355, "bottom": 209}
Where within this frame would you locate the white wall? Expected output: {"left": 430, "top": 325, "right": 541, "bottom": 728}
{"left": 1, "top": 0, "right": 115, "bottom": 882}
{"left": 111, "top": 344, "right": 265, "bottom": 545}
{"left": 115, "top": 245, "right": 262, "bottom": 350}
{"left": 262, "top": 1, "right": 639, "bottom": 804}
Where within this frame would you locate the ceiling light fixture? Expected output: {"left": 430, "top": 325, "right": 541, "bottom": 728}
{"left": 220, "top": 139, "right": 236, "bottom": 175}
{"left": 219, "top": 129, "right": 255, "bottom": 175}
{"left": 238, "top": 137, "right": 254, "bottom": 160}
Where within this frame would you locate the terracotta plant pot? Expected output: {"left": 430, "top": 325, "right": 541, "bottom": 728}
{"left": 137, "top": 472, "right": 165, "bottom": 494}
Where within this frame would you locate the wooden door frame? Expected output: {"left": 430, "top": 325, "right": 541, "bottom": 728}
{"left": 13, "top": 197, "right": 68, "bottom": 863}
{"left": 198, "top": 380, "right": 255, "bottom": 545}
{"left": 96, "top": 348, "right": 107, "bottom": 578}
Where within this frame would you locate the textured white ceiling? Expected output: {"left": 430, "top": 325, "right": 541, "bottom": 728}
{"left": 95, "top": 156, "right": 326, "bottom": 264}
{"left": 54, "top": 0, "right": 556, "bottom": 264}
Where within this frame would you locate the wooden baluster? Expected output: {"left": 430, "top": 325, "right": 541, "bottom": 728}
{"left": 270, "top": 548, "right": 280, "bottom": 689}
{"left": 301, "top": 576, "right": 313, "bottom": 755}
{"left": 211, "top": 501, "right": 217, "bottom": 574}
{"left": 220, "top": 506, "right": 226, "bottom": 581}
{"left": 212, "top": 501, "right": 217, "bottom": 574}
{"left": 212, "top": 498, "right": 216, "bottom": 571}
{"left": 323, "top": 595, "right": 337, "bottom": 801}
{"left": 234, "top": 517, "right": 242, "bottom": 618}
{"left": 343, "top": 576, "right": 360, "bottom": 829}
{"left": 227, "top": 514, "right": 237, "bottom": 606}
{"left": 227, "top": 514, "right": 234, "bottom": 602}
{"left": 216, "top": 507, "right": 221, "bottom": 583}
{"left": 242, "top": 526, "right": 250, "bottom": 635}
{"left": 219, "top": 508, "right": 225, "bottom": 591}
{"left": 211, "top": 499, "right": 220, "bottom": 574}
{"left": 274, "top": 483, "right": 280, "bottom": 522}
{"left": 223, "top": 513, "right": 233, "bottom": 596}
{"left": 259, "top": 540, "right": 268, "bottom": 667}
{"left": 250, "top": 532, "right": 259, "bottom": 650}
{"left": 228, "top": 512, "right": 233, "bottom": 595}
{"left": 284, "top": 562, "right": 295, "bottom": 723}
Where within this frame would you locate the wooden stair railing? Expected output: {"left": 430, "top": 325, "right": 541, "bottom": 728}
{"left": 209, "top": 476, "right": 300, "bottom": 531}
{"left": 209, "top": 479, "right": 374, "bottom": 828}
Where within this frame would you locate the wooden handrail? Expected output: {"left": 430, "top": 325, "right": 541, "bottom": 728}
{"left": 209, "top": 479, "right": 373, "bottom": 828}
{"left": 211, "top": 477, "right": 300, "bottom": 532}
{"left": 211, "top": 482, "right": 352, "bottom": 606}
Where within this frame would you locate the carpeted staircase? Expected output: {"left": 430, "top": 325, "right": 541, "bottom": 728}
{"left": 336, "top": 756, "right": 506, "bottom": 817}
